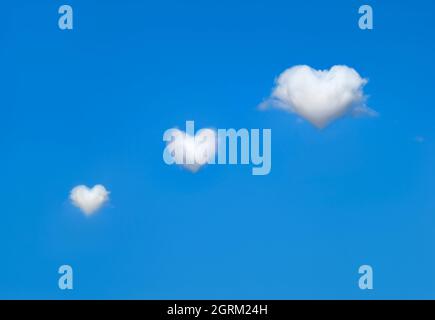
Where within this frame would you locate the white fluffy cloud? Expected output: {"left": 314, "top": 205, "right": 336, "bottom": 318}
{"left": 264, "top": 65, "right": 375, "bottom": 128}
{"left": 70, "top": 184, "right": 109, "bottom": 215}
{"left": 165, "top": 128, "right": 216, "bottom": 172}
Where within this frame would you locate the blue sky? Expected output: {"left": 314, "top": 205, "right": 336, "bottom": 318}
{"left": 1, "top": 0, "right": 435, "bottom": 299}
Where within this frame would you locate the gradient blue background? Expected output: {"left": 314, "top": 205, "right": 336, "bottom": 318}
{"left": 1, "top": 0, "right": 435, "bottom": 299}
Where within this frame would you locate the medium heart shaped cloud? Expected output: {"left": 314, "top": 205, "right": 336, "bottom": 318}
{"left": 70, "top": 184, "right": 109, "bottom": 215}
{"left": 264, "top": 65, "right": 375, "bottom": 128}
{"left": 165, "top": 128, "right": 216, "bottom": 172}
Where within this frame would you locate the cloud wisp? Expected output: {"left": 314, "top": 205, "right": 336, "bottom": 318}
{"left": 261, "top": 65, "right": 376, "bottom": 128}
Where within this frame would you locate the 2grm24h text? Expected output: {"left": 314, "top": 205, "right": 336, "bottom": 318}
{"left": 167, "top": 304, "right": 268, "bottom": 317}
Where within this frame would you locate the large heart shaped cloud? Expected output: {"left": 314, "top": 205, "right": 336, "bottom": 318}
{"left": 165, "top": 128, "right": 216, "bottom": 172}
{"left": 70, "top": 184, "right": 109, "bottom": 215}
{"left": 267, "top": 65, "right": 374, "bottom": 128}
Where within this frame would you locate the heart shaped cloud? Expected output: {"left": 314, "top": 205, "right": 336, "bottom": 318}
{"left": 70, "top": 184, "right": 109, "bottom": 215}
{"left": 165, "top": 128, "right": 216, "bottom": 172}
{"left": 266, "top": 65, "right": 374, "bottom": 128}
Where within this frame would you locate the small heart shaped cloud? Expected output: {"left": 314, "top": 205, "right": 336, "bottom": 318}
{"left": 165, "top": 128, "right": 216, "bottom": 172}
{"left": 70, "top": 184, "right": 109, "bottom": 215}
{"left": 265, "top": 65, "right": 375, "bottom": 128}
